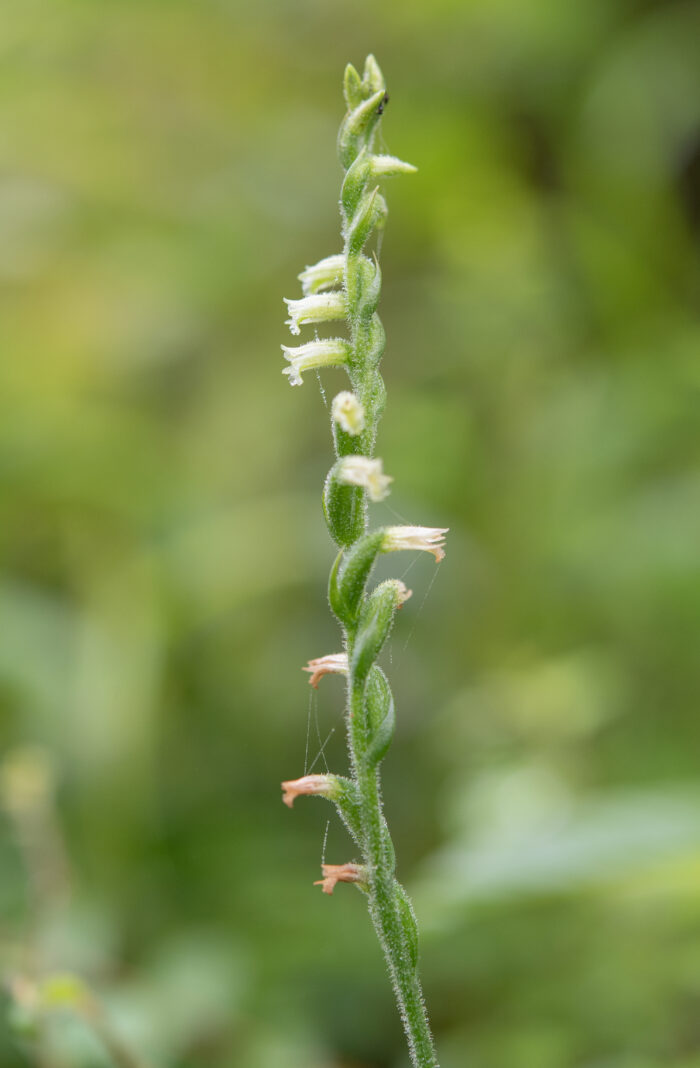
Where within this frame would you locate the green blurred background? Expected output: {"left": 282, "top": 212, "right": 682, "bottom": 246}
{"left": 1, "top": 1, "right": 699, "bottom": 1065}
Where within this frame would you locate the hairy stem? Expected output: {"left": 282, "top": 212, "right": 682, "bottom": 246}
{"left": 281, "top": 55, "right": 445, "bottom": 1067}
{"left": 349, "top": 667, "right": 439, "bottom": 1066}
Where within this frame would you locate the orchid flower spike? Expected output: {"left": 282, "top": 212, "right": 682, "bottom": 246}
{"left": 280, "top": 56, "right": 441, "bottom": 1067}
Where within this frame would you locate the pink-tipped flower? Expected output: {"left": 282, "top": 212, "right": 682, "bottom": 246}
{"left": 338, "top": 455, "right": 393, "bottom": 502}
{"left": 302, "top": 652, "right": 348, "bottom": 689}
{"left": 281, "top": 774, "right": 339, "bottom": 809}
{"left": 382, "top": 525, "right": 448, "bottom": 562}
{"left": 281, "top": 339, "right": 351, "bottom": 386}
{"left": 314, "top": 862, "right": 367, "bottom": 895}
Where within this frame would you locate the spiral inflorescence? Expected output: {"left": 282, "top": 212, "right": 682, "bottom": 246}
{"left": 280, "top": 56, "right": 442, "bottom": 1068}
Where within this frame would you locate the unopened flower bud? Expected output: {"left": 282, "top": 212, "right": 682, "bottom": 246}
{"left": 314, "top": 861, "right": 368, "bottom": 895}
{"left": 284, "top": 292, "right": 346, "bottom": 336}
{"left": 298, "top": 254, "right": 344, "bottom": 296}
{"left": 281, "top": 774, "right": 340, "bottom": 809}
{"left": 371, "top": 154, "right": 417, "bottom": 178}
{"left": 352, "top": 579, "right": 409, "bottom": 682}
{"left": 363, "top": 54, "right": 385, "bottom": 95}
{"left": 382, "top": 525, "right": 448, "bottom": 562}
{"left": 332, "top": 391, "right": 365, "bottom": 436}
{"left": 395, "top": 580, "right": 412, "bottom": 606}
{"left": 281, "top": 339, "right": 351, "bottom": 386}
{"left": 338, "top": 455, "right": 392, "bottom": 502}
{"left": 347, "top": 186, "right": 381, "bottom": 253}
{"left": 343, "top": 63, "right": 363, "bottom": 109}
{"left": 338, "top": 88, "right": 386, "bottom": 169}
{"left": 303, "top": 652, "right": 348, "bottom": 688}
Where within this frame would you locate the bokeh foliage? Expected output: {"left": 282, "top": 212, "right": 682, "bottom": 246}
{"left": 1, "top": 1, "right": 699, "bottom": 1065}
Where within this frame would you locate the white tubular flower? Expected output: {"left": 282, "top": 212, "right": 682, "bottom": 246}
{"left": 332, "top": 391, "right": 365, "bottom": 436}
{"left": 371, "top": 154, "right": 418, "bottom": 177}
{"left": 284, "top": 292, "right": 346, "bottom": 336}
{"left": 298, "top": 254, "right": 345, "bottom": 296}
{"left": 338, "top": 455, "right": 392, "bottom": 502}
{"left": 302, "top": 652, "right": 349, "bottom": 688}
{"left": 382, "top": 525, "right": 448, "bottom": 562}
{"left": 281, "top": 339, "right": 350, "bottom": 386}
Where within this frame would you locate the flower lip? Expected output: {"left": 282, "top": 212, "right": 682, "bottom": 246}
{"left": 382, "top": 525, "right": 448, "bottom": 562}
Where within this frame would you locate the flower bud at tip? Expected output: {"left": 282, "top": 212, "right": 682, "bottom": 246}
{"left": 363, "top": 55, "right": 385, "bottom": 95}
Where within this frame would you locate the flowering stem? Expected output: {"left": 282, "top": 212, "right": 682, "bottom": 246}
{"left": 281, "top": 56, "right": 443, "bottom": 1067}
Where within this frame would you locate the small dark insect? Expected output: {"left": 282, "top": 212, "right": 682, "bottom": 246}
{"left": 377, "top": 93, "right": 389, "bottom": 116}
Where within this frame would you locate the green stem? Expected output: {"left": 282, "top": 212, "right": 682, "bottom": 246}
{"left": 349, "top": 667, "right": 439, "bottom": 1067}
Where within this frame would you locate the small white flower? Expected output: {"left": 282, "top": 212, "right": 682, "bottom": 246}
{"left": 297, "top": 254, "right": 345, "bottom": 296}
{"left": 338, "top": 456, "right": 393, "bottom": 502}
{"left": 382, "top": 525, "right": 448, "bottom": 562}
{"left": 284, "top": 292, "right": 346, "bottom": 336}
{"left": 281, "top": 339, "right": 350, "bottom": 386}
{"left": 332, "top": 391, "right": 365, "bottom": 436}
{"left": 302, "top": 652, "right": 348, "bottom": 688}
